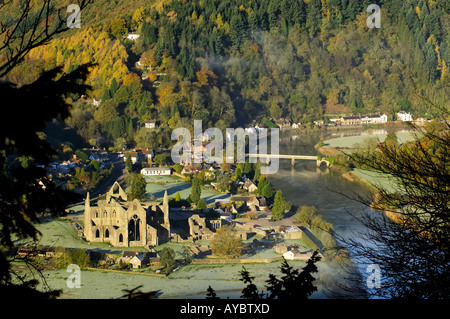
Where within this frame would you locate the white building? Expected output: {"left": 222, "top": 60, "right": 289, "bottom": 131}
{"left": 144, "top": 120, "right": 157, "bottom": 129}
{"left": 282, "top": 249, "right": 303, "bottom": 260}
{"left": 397, "top": 111, "right": 413, "bottom": 122}
{"left": 361, "top": 113, "right": 388, "bottom": 125}
{"left": 140, "top": 167, "right": 171, "bottom": 176}
{"left": 127, "top": 33, "right": 140, "bottom": 40}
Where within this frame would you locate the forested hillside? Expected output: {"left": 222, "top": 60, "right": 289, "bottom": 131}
{"left": 2, "top": 0, "right": 449, "bottom": 150}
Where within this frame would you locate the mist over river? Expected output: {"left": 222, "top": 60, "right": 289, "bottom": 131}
{"left": 268, "top": 130, "right": 375, "bottom": 241}
{"left": 267, "top": 129, "right": 391, "bottom": 298}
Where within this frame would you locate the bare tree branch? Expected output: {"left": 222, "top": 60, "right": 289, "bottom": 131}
{"left": 0, "top": 0, "right": 92, "bottom": 78}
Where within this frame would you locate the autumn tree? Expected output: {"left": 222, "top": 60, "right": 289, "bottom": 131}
{"left": 210, "top": 225, "right": 244, "bottom": 258}
{"left": 110, "top": 18, "right": 128, "bottom": 39}
{"left": 295, "top": 206, "right": 317, "bottom": 227}
{"left": 132, "top": 7, "right": 145, "bottom": 31}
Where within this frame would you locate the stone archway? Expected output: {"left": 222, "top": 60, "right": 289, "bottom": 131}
{"left": 128, "top": 215, "right": 141, "bottom": 242}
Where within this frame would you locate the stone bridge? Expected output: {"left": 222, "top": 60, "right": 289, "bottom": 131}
{"left": 247, "top": 153, "right": 331, "bottom": 168}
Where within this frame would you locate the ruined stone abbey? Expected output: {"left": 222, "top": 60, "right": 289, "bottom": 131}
{"left": 83, "top": 182, "right": 170, "bottom": 247}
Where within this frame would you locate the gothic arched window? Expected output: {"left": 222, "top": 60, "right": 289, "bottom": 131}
{"left": 128, "top": 215, "right": 141, "bottom": 241}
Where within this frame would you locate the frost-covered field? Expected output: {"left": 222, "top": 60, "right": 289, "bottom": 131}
{"left": 352, "top": 169, "right": 399, "bottom": 193}
{"left": 324, "top": 131, "right": 418, "bottom": 149}
{"left": 33, "top": 260, "right": 330, "bottom": 299}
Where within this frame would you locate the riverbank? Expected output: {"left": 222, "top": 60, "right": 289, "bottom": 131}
{"left": 314, "top": 129, "right": 420, "bottom": 225}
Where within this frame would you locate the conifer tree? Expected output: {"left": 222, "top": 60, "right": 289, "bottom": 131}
{"left": 131, "top": 174, "right": 147, "bottom": 200}
{"left": 306, "top": 0, "right": 322, "bottom": 36}
{"left": 272, "top": 190, "right": 286, "bottom": 221}
{"left": 190, "top": 177, "right": 201, "bottom": 204}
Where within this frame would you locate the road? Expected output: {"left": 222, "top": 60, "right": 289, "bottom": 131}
{"left": 68, "top": 152, "right": 126, "bottom": 207}
{"left": 89, "top": 152, "right": 126, "bottom": 199}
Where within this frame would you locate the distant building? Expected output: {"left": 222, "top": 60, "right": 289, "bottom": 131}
{"left": 243, "top": 179, "right": 258, "bottom": 193}
{"left": 397, "top": 111, "right": 413, "bottom": 122}
{"left": 313, "top": 120, "right": 324, "bottom": 126}
{"left": 144, "top": 120, "right": 157, "bottom": 129}
{"left": 140, "top": 148, "right": 155, "bottom": 162}
{"left": 248, "top": 196, "right": 268, "bottom": 211}
{"left": 341, "top": 116, "right": 362, "bottom": 126}
{"left": 92, "top": 98, "right": 101, "bottom": 107}
{"left": 117, "top": 251, "right": 153, "bottom": 269}
{"left": 361, "top": 113, "right": 388, "bottom": 125}
{"left": 283, "top": 249, "right": 304, "bottom": 260}
{"left": 140, "top": 167, "right": 171, "bottom": 176}
{"left": 275, "top": 118, "right": 291, "bottom": 130}
{"left": 127, "top": 33, "right": 140, "bottom": 40}
{"left": 415, "top": 117, "right": 428, "bottom": 126}
{"left": 181, "top": 164, "right": 202, "bottom": 176}
{"left": 123, "top": 151, "right": 141, "bottom": 164}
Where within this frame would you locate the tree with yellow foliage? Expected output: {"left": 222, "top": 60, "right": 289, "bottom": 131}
{"left": 132, "top": 7, "right": 145, "bottom": 31}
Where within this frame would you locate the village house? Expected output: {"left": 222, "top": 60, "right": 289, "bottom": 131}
{"left": 248, "top": 196, "right": 268, "bottom": 211}
{"left": 144, "top": 120, "right": 157, "bottom": 129}
{"left": 275, "top": 118, "right": 291, "bottom": 130}
{"left": 139, "top": 148, "right": 155, "bottom": 162}
{"left": 361, "top": 113, "right": 388, "bottom": 125}
{"left": 243, "top": 179, "right": 258, "bottom": 193}
{"left": 341, "top": 116, "right": 362, "bottom": 126}
{"left": 117, "top": 251, "right": 150, "bottom": 269}
{"left": 282, "top": 248, "right": 305, "bottom": 260}
{"left": 123, "top": 150, "right": 142, "bottom": 164}
{"left": 397, "top": 111, "right": 413, "bottom": 122}
{"left": 181, "top": 164, "right": 202, "bottom": 176}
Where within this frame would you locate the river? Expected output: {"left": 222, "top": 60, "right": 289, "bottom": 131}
{"left": 267, "top": 129, "right": 392, "bottom": 298}
{"left": 268, "top": 130, "right": 374, "bottom": 241}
